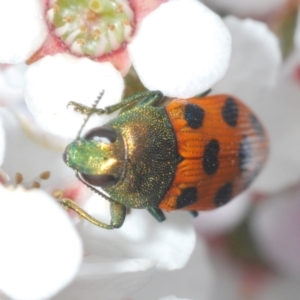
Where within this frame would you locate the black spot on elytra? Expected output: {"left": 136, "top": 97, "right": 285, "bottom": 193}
{"left": 239, "top": 136, "right": 252, "bottom": 172}
{"left": 177, "top": 187, "right": 198, "bottom": 209}
{"left": 250, "top": 114, "right": 265, "bottom": 138}
{"left": 203, "top": 139, "right": 220, "bottom": 175}
{"left": 184, "top": 104, "right": 205, "bottom": 129}
{"left": 214, "top": 182, "right": 233, "bottom": 207}
{"left": 222, "top": 97, "right": 239, "bottom": 127}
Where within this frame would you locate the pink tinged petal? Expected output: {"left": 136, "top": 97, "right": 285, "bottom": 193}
{"left": 250, "top": 185, "right": 300, "bottom": 278}
{"left": 0, "top": 0, "right": 48, "bottom": 64}
{"left": 29, "top": 34, "right": 132, "bottom": 76}
{"left": 130, "top": 0, "right": 166, "bottom": 25}
{"left": 81, "top": 194, "right": 196, "bottom": 270}
{"left": 96, "top": 47, "right": 132, "bottom": 76}
{"left": 0, "top": 186, "right": 82, "bottom": 300}
{"left": 24, "top": 54, "right": 124, "bottom": 139}
{"left": 0, "top": 168, "right": 9, "bottom": 184}
{"left": 203, "top": 0, "right": 287, "bottom": 16}
{"left": 128, "top": 0, "right": 231, "bottom": 98}
{"left": 26, "top": 34, "right": 68, "bottom": 65}
{"left": 195, "top": 193, "right": 251, "bottom": 236}
{"left": 213, "top": 17, "right": 281, "bottom": 108}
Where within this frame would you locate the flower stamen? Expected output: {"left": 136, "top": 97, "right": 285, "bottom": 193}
{"left": 40, "top": 171, "right": 51, "bottom": 180}
{"left": 47, "top": 0, "right": 134, "bottom": 57}
{"left": 15, "top": 173, "right": 23, "bottom": 185}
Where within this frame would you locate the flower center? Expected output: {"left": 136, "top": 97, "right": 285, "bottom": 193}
{"left": 47, "top": 0, "right": 134, "bottom": 57}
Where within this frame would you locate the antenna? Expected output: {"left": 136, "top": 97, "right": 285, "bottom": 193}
{"left": 76, "top": 90, "right": 105, "bottom": 138}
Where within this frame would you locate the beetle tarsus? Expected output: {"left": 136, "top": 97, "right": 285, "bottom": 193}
{"left": 59, "top": 198, "right": 116, "bottom": 229}
{"left": 189, "top": 211, "right": 199, "bottom": 218}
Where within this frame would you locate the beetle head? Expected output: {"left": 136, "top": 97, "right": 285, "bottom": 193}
{"left": 63, "top": 126, "right": 125, "bottom": 188}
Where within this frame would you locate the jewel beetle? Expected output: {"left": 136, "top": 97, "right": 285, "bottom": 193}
{"left": 61, "top": 90, "right": 268, "bottom": 229}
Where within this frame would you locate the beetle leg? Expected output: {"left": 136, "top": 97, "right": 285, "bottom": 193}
{"left": 68, "top": 91, "right": 165, "bottom": 116}
{"left": 60, "top": 198, "right": 126, "bottom": 229}
{"left": 189, "top": 211, "right": 199, "bottom": 218}
{"left": 105, "top": 90, "right": 165, "bottom": 113}
{"left": 147, "top": 207, "right": 166, "bottom": 222}
{"left": 110, "top": 201, "right": 127, "bottom": 228}
{"left": 196, "top": 89, "right": 212, "bottom": 98}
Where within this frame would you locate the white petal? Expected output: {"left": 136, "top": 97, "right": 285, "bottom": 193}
{"left": 128, "top": 0, "right": 231, "bottom": 98}
{"left": 0, "top": 186, "right": 82, "bottom": 300}
{"left": 213, "top": 17, "right": 281, "bottom": 108}
{"left": 203, "top": 0, "right": 287, "bottom": 16}
{"left": 54, "top": 258, "right": 156, "bottom": 300}
{"left": 194, "top": 192, "right": 251, "bottom": 236}
{"left": 24, "top": 54, "right": 124, "bottom": 139}
{"left": 251, "top": 53, "right": 300, "bottom": 193}
{"left": 129, "top": 240, "right": 214, "bottom": 300}
{"left": 121, "top": 211, "right": 196, "bottom": 270}
{"left": 0, "top": 108, "right": 76, "bottom": 190}
{"left": 250, "top": 186, "right": 300, "bottom": 278}
{"left": 0, "top": 0, "right": 48, "bottom": 63}
{"left": 0, "top": 64, "right": 27, "bottom": 105}
{"left": 81, "top": 193, "right": 196, "bottom": 270}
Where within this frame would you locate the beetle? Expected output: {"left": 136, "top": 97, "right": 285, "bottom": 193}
{"left": 61, "top": 90, "right": 268, "bottom": 229}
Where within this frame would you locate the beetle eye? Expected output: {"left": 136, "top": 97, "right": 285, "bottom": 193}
{"left": 84, "top": 126, "right": 117, "bottom": 143}
{"left": 81, "top": 173, "right": 118, "bottom": 188}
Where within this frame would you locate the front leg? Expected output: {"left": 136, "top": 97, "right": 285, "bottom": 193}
{"left": 68, "top": 90, "right": 164, "bottom": 116}
{"left": 60, "top": 199, "right": 126, "bottom": 229}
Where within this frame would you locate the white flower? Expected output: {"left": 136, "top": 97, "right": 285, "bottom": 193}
{"left": 0, "top": 0, "right": 232, "bottom": 136}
